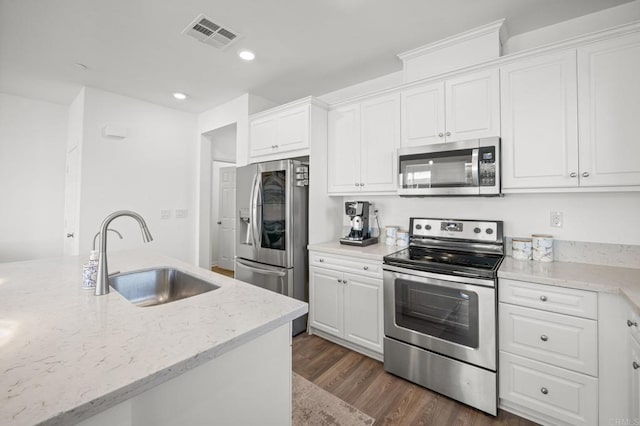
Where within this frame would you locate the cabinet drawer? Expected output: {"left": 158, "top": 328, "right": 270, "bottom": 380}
{"left": 499, "top": 278, "right": 597, "bottom": 319}
{"left": 499, "top": 303, "right": 598, "bottom": 376}
{"left": 500, "top": 351, "right": 598, "bottom": 426}
{"left": 309, "top": 252, "right": 382, "bottom": 278}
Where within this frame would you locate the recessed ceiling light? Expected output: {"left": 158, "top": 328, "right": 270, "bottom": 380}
{"left": 238, "top": 50, "right": 255, "bottom": 61}
{"left": 173, "top": 92, "right": 188, "bottom": 100}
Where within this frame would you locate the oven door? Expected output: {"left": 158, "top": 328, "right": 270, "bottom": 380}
{"left": 383, "top": 265, "right": 496, "bottom": 370}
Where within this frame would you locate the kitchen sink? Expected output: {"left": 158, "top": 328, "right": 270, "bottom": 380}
{"left": 109, "top": 268, "right": 219, "bottom": 307}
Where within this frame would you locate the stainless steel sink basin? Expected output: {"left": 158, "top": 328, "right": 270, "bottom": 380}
{"left": 109, "top": 268, "right": 219, "bottom": 307}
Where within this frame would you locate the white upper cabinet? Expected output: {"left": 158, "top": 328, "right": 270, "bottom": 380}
{"left": 249, "top": 97, "right": 326, "bottom": 163}
{"left": 401, "top": 69, "right": 500, "bottom": 147}
{"left": 328, "top": 93, "right": 400, "bottom": 194}
{"left": 500, "top": 50, "right": 579, "bottom": 190}
{"left": 578, "top": 32, "right": 640, "bottom": 187}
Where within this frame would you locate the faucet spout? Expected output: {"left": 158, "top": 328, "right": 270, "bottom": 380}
{"left": 95, "top": 210, "right": 153, "bottom": 296}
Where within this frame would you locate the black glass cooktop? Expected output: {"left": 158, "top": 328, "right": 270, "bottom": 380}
{"left": 384, "top": 246, "right": 503, "bottom": 279}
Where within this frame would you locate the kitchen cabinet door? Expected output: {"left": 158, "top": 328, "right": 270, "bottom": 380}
{"left": 343, "top": 273, "right": 383, "bottom": 354}
{"left": 401, "top": 82, "right": 445, "bottom": 146}
{"left": 445, "top": 68, "right": 500, "bottom": 142}
{"left": 249, "top": 116, "right": 277, "bottom": 158}
{"left": 328, "top": 104, "right": 361, "bottom": 193}
{"left": 578, "top": 32, "right": 640, "bottom": 187}
{"left": 360, "top": 93, "right": 400, "bottom": 192}
{"left": 631, "top": 333, "right": 640, "bottom": 421}
{"left": 309, "top": 267, "right": 343, "bottom": 337}
{"left": 275, "top": 105, "right": 309, "bottom": 153}
{"left": 500, "top": 51, "right": 579, "bottom": 189}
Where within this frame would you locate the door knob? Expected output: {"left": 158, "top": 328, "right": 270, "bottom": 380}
{"left": 66, "top": 233, "right": 74, "bottom": 238}
{"left": 540, "top": 295, "right": 547, "bottom": 302}
{"left": 540, "top": 387, "right": 548, "bottom": 395}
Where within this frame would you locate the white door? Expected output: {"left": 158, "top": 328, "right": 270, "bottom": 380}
{"left": 401, "top": 82, "right": 445, "bottom": 146}
{"left": 360, "top": 93, "right": 400, "bottom": 192}
{"left": 328, "top": 104, "right": 361, "bottom": 193}
{"left": 500, "top": 51, "right": 579, "bottom": 190}
{"left": 578, "top": 32, "right": 640, "bottom": 187}
{"left": 309, "top": 267, "right": 343, "bottom": 336}
{"left": 445, "top": 69, "right": 500, "bottom": 142}
{"left": 343, "top": 273, "right": 383, "bottom": 353}
{"left": 217, "top": 166, "right": 236, "bottom": 270}
{"left": 63, "top": 147, "right": 79, "bottom": 256}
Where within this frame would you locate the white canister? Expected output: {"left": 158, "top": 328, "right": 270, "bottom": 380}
{"left": 396, "top": 231, "right": 409, "bottom": 247}
{"left": 385, "top": 226, "right": 399, "bottom": 239}
{"left": 532, "top": 234, "right": 554, "bottom": 262}
{"left": 511, "top": 238, "right": 532, "bottom": 260}
{"left": 384, "top": 236, "right": 396, "bottom": 246}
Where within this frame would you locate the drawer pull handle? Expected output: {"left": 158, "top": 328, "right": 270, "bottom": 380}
{"left": 319, "top": 259, "right": 324, "bottom": 263}
{"left": 363, "top": 266, "right": 369, "bottom": 270}
{"left": 540, "top": 387, "right": 548, "bottom": 395}
{"left": 634, "top": 361, "right": 640, "bottom": 370}
{"left": 540, "top": 295, "right": 547, "bottom": 302}
{"left": 540, "top": 335, "right": 548, "bottom": 342}
{"left": 628, "top": 319, "right": 638, "bottom": 327}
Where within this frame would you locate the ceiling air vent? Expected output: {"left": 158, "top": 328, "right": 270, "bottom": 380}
{"left": 183, "top": 14, "right": 240, "bottom": 49}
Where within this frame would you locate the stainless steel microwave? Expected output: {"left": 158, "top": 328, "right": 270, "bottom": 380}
{"left": 397, "top": 137, "right": 500, "bottom": 196}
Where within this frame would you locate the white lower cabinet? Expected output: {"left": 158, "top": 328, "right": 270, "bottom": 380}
{"left": 630, "top": 332, "right": 640, "bottom": 421}
{"left": 309, "top": 251, "right": 383, "bottom": 358}
{"left": 498, "top": 278, "right": 598, "bottom": 425}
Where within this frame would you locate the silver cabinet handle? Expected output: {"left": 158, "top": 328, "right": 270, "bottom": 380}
{"left": 275, "top": 145, "right": 279, "bottom": 149}
{"left": 634, "top": 361, "right": 640, "bottom": 370}
{"left": 540, "top": 335, "right": 548, "bottom": 342}
{"left": 540, "top": 387, "right": 548, "bottom": 395}
{"left": 337, "top": 279, "right": 342, "bottom": 283}
{"left": 360, "top": 183, "right": 364, "bottom": 187}
{"left": 66, "top": 232, "right": 74, "bottom": 238}
{"left": 570, "top": 172, "right": 577, "bottom": 178}
{"left": 438, "top": 132, "right": 444, "bottom": 137}
{"left": 319, "top": 258, "right": 324, "bottom": 263}
{"left": 446, "top": 131, "right": 451, "bottom": 136}
{"left": 355, "top": 183, "right": 360, "bottom": 187}
{"left": 343, "top": 280, "right": 348, "bottom": 284}
{"left": 540, "top": 295, "right": 547, "bottom": 302}
{"left": 363, "top": 266, "right": 369, "bottom": 270}
{"left": 628, "top": 320, "right": 638, "bottom": 327}
{"left": 582, "top": 172, "right": 590, "bottom": 177}
{"left": 216, "top": 221, "right": 222, "bottom": 225}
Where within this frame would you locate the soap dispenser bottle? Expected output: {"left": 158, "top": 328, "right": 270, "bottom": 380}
{"left": 82, "top": 250, "right": 99, "bottom": 290}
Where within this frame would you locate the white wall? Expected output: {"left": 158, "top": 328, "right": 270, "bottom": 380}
{"left": 77, "top": 88, "right": 197, "bottom": 262}
{"left": 345, "top": 192, "right": 640, "bottom": 245}
{"left": 0, "top": 93, "right": 68, "bottom": 262}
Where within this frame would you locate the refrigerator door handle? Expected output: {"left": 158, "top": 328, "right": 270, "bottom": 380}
{"left": 236, "top": 258, "right": 286, "bottom": 277}
{"left": 250, "top": 173, "right": 261, "bottom": 247}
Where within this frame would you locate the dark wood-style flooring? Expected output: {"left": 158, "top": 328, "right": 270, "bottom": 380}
{"left": 292, "top": 333, "right": 538, "bottom": 426}
{"left": 211, "top": 266, "right": 234, "bottom": 278}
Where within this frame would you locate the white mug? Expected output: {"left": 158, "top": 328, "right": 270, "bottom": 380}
{"left": 512, "top": 238, "right": 532, "bottom": 260}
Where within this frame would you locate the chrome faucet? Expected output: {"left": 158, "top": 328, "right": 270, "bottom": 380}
{"left": 95, "top": 210, "right": 153, "bottom": 296}
{"left": 92, "top": 228, "right": 123, "bottom": 250}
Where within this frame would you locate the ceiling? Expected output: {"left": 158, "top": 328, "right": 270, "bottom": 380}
{"left": 0, "top": 0, "right": 633, "bottom": 113}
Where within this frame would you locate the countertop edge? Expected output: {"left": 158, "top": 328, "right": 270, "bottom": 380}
{"left": 46, "top": 305, "right": 308, "bottom": 426}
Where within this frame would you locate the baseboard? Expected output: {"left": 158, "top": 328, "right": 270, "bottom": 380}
{"left": 309, "top": 328, "right": 383, "bottom": 362}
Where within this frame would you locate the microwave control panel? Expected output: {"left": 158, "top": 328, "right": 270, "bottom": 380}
{"left": 479, "top": 147, "right": 496, "bottom": 187}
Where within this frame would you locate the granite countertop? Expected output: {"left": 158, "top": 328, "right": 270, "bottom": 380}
{"left": 0, "top": 250, "right": 307, "bottom": 426}
{"left": 499, "top": 256, "right": 640, "bottom": 310}
{"left": 308, "top": 241, "right": 403, "bottom": 261}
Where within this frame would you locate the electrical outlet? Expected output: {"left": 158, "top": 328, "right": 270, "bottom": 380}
{"left": 550, "top": 211, "right": 563, "bottom": 228}
{"left": 160, "top": 210, "right": 171, "bottom": 220}
{"left": 175, "top": 209, "right": 188, "bottom": 219}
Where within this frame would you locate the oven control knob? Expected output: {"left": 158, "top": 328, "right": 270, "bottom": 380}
{"left": 415, "top": 224, "right": 422, "bottom": 230}
{"left": 486, "top": 228, "right": 494, "bottom": 235}
{"left": 474, "top": 227, "right": 481, "bottom": 234}
{"left": 425, "top": 224, "right": 431, "bottom": 230}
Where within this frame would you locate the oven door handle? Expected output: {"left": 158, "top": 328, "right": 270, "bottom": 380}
{"left": 383, "top": 264, "right": 495, "bottom": 288}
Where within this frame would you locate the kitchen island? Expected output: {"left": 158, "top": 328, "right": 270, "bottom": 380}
{"left": 0, "top": 250, "right": 307, "bottom": 426}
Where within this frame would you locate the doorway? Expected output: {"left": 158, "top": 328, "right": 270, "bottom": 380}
{"left": 211, "top": 163, "right": 236, "bottom": 271}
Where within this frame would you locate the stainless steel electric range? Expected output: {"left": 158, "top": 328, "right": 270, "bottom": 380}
{"left": 382, "top": 217, "right": 504, "bottom": 415}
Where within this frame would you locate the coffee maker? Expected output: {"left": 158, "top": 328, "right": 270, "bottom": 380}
{"left": 339, "top": 201, "right": 378, "bottom": 247}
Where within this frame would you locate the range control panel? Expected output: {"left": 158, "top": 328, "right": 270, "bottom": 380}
{"left": 411, "top": 218, "right": 503, "bottom": 242}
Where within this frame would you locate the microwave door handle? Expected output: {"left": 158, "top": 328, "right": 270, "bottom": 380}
{"left": 471, "top": 148, "right": 479, "bottom": 187}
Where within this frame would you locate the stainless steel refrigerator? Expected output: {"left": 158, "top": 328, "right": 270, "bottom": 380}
{"left": 235, "top": 159, "right": 309, "bottom": 335}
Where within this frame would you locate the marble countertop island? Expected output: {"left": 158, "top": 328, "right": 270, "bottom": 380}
{"left": 0, "top": 251, "right": 307, "bottom": 426}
